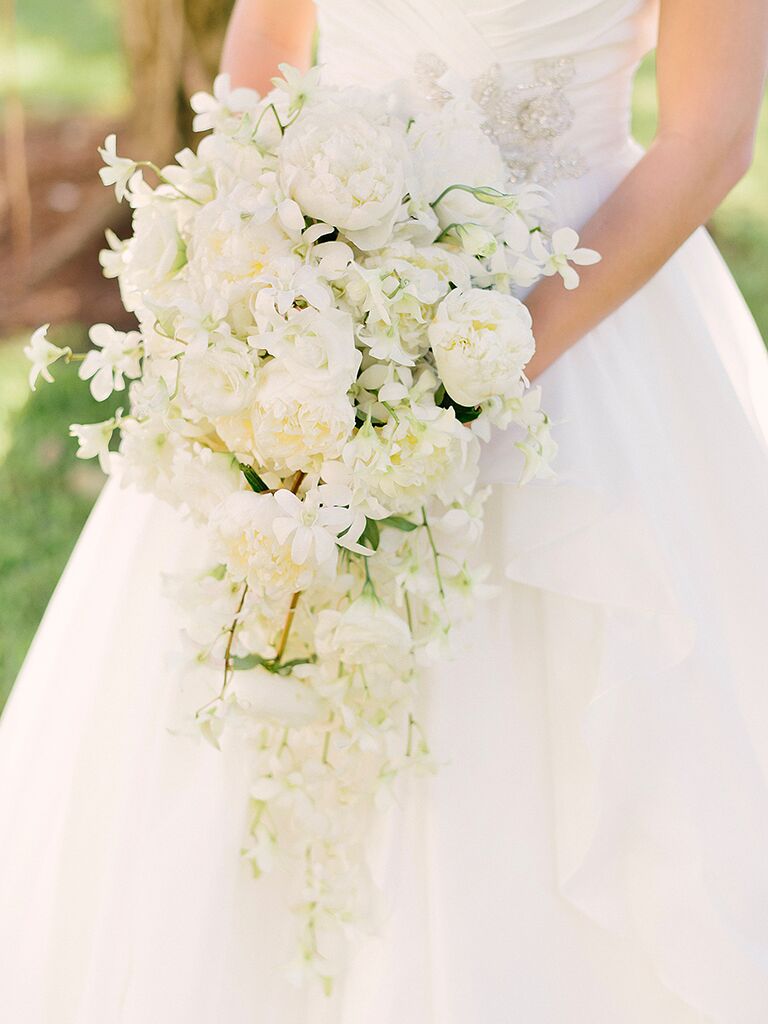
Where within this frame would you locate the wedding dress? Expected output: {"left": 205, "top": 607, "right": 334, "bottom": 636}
{"left": 3, "top": 0, "right": 768, "bottom": 1020}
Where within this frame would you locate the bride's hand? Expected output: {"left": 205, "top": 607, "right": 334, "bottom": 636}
{"left": 220, "top": 0, "right": 316, "bottom": 93}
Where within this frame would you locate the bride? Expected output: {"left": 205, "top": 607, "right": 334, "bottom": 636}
{"left": 2, "top": 0, "right": 768, "bottom": 1021}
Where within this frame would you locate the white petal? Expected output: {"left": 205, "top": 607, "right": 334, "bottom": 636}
{"left": 551, "top": 226, "right": 579, "bottom": 255}
{"left": 273, "top": 489, "right": 303, "bottom": 517}
{"left": 291, "top": 528, "right": 312, "bottom": 565}
{"left": 571, "top": 247, "right": 601, "bottom": 266}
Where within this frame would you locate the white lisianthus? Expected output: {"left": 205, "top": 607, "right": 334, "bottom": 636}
{"left": 278, "top": 101, "right": 406, "bottom": 250}
{"left": 230, "top": 667, "right": 324, "bottom": 728}
{"left": 79, "top": 324, "right": 143, "bottom": 401}
{"left": 23, "top": 324, "right": 69, "bottom": 390}
{"left": 180, "top": 341, "right": 257, "bottom": 418}
{"left": 428, "top": 288, "right": 535, "bottom": 407}
{"left": 217, "top": 360, "right": 356, "bottom": 473}
{"left": 532, "top": 226, "right": 601, "bottom": 290}
{"left": 450, "top": 222, "right": 498, "bottom": 258}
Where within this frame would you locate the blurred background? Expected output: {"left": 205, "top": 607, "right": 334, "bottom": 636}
{"left": 0, "top": 0, "right": 766, "bottom": 708}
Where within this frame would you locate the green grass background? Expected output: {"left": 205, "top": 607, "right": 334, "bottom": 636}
{"left": 0, "top": 11, "right": 766, "bottom": 706}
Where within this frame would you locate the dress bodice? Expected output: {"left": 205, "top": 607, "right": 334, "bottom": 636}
{"left": 315, "top": 0, "right": 659, "bottom": 183}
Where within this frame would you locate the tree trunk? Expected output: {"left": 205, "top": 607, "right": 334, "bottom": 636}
{"left": 120, "top": 0, "right": 235, "bottom": 164}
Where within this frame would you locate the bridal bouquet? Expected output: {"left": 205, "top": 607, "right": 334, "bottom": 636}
{"left": 26, "top": 63, "right": 597, "bottom": 989}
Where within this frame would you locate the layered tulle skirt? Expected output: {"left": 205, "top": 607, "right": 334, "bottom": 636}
{"left": 2, "top": 147, "right": 768, "bottom": 1022}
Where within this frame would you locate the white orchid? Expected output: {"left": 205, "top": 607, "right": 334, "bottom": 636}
{"left": 190, "top": 73, "right": 262, "bottom": 133}
{"left": 98, "top": 134, "right": 137, "bottom": 202}
{"left": 272, "top": 485, "right": 354, "bottom": 566}
{"left": 69, "top": 413, "right": 121, "bottom": 474}
{"left": 272, "top": 63, "right": 322, "bottom": 115}
{"left": 78, "top": 324, "right": 143, "bottom": 401}
{"left": 532, "top": 226, "right": 601, "bottom": 289}
{"left": 23, "top": 324, "right": 69, "bottom": 390}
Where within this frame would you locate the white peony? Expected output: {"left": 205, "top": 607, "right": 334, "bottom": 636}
{"left": 211, "top": 490, "right": 320, "bottom": 597}
{"left": 278, "top": 100, "right": 406, "bottom": 251}
{"left": 216, "top": 360, "right": 356, "bottom": 474}
{"left": 339, "top": 403, "right": 480, "bottom": 516}
{"left": 428, "top": 288, "right": 535, "bottom": 407}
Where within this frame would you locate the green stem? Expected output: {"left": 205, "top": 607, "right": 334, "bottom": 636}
{"left": 421, "top": 506, "right": 445, "bottom": 599}
{"left": 430, "top": 183, "right": 489, "bottom": 210}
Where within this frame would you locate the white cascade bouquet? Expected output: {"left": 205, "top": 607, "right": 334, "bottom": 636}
{"left": 26, "top": 63, "right": 598, "bottom": 990}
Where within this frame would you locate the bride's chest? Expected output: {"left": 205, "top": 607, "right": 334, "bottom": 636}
{"left": 316, "top": 0, "right": 658, "bottom": 61}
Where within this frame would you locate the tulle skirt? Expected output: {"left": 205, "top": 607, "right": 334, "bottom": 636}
{"left": 2, "top": 148, "right": 768, "bottom": 1022}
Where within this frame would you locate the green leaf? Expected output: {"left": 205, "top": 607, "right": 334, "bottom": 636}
{"left": 239, "top": 462, "right": 269, "bottom": 493}
{"left": 438, "top": 390, "right": 481, "bottom": 423}
{"left": 360, "top": 517, "right": 380, "bottom": 551}
{"left": 381, "top": 515, "right": 419, "bottom": 532}
{"left": 231, "top": 653, "right": 271, "bottom": 671}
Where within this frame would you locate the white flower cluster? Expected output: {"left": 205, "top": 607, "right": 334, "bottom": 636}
{"left": 27, "top": 65, "right": 598, "bottom": 990}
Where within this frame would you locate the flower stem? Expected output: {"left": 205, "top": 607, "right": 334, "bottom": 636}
{"left": 275, "top": 591, "right": 301, "bottom": 664}
{"left": 421, "top": 506, "right": 445, "bottom": 599}
{"left": 220, "top": 583, "right": 249, "bottom": 696}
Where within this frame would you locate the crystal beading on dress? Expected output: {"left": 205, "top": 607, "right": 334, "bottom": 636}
{"left": 413, "top": 51, "right": 586, "bottom": 187}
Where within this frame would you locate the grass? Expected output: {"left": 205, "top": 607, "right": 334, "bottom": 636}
{"left": 0, "top": 330, "right": 119, "bottom": 707}
{"left": 0, "top": 46, "right": 766, "bottom": 706}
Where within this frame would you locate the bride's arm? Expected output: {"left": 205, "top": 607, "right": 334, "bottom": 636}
{"left": 220, "top": 0, "right": 316, "bottom": 94}
{"left": 525, "top": 0, "right": 768, "bottom": 379}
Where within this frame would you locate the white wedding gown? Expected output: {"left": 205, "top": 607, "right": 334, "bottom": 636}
{"left": 3, "top": 1, "right": 768, "bottom": 1021}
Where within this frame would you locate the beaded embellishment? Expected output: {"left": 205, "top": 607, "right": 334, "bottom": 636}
{"left": 413, "top": 52, "right": 586, "bottom": 187}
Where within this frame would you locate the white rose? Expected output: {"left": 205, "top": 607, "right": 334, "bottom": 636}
{"left": 278, "top": 100, "right": 406, "bottom": 250}
{"left": 180, "top": 342, "right": 257, "bottom": 418}
{"left": 169, "top": 444, "right": 243, "bottom": 521}
{"left": 409, "top": 102, "right": 509, "bottom": 231}
{"left": 121, "top": 203, "right": 186, "bottom": 311}
{"left": 216, "top": 360, "right": 355, "bottom": 474}
{"left": 428, "top": 288, "right": 535, "bottom": 407}
{"left": 259, "top": 306, "right": 361, "bottom": 387}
